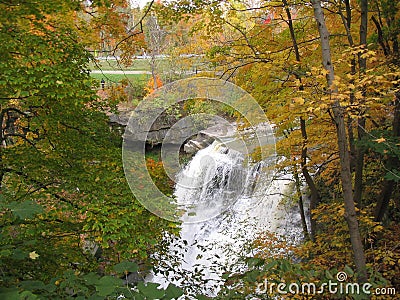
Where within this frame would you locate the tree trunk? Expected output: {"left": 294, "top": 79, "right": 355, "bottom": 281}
{"left": 371, "top": 2, "right": 400, "bottom": 223}
{"left": 311, "top": 0, "right": 368, "bottom": 283}
{"left": 353, "top": 117, "right": 365, "bottom": 207}
{"left": 340, "top": 0, "right": 357, "bottom": 171}
{"left": 283, "top": 0, "right": 320, "bottom": 238}
{"left": 354, "top": 0, "right": 368, "bottom": 207}
{"left": 374, "top": 94, "right": 400, "bottom": 222}
{"left": 293, "top": 165, "right": 310, "bottom": 240}
{"left": 300, "top": 117, "right": 320, "bottom": 238}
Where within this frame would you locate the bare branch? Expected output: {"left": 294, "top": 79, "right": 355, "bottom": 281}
{"left": 220, "top": 60, "right": 257, "bottom": 81}
{"left": 371, "top": 15, "right": 389, "bottom": 56}
{"left": 111, "top": 0, "right": 155, "bottom": 55}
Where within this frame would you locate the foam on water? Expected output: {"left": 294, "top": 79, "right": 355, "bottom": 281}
{"left": 148, "top": 140, "right": 303, "bottom": 296}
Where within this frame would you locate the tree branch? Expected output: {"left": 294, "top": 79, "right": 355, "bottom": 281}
{"left": 4, "top": 168, "right": 81, "bottom": 210}
{"left": 371, "top": 15, "right": 389, "bottom": 56}
{"left": 111, "top": 0, "right": 155, "bottom": 55}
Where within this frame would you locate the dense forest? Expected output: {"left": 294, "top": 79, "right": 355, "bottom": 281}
{"left": 0, "top": 0, "right": 399, "bottom": 299}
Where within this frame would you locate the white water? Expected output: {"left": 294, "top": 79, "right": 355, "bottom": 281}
{"left": 148, "top": 140, "right": 304, "bottom": 296}
{"left": 175, "top": 141, "right": 248, "bottom": 223}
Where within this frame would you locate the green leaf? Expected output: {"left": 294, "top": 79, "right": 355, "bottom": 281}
{"left": 245, "top": 269, "right": 260, "bottom": 283}
{"left": 44, "top": 282, "right": 57, "bottom": 293}
{"left": 12, "top": 248, "right": 28, "bottom": 260}
{"left": 95, "top": 276, "right": 122, "bottom": 297}
{"left": 344, "top": 265, "right": 354, "bottom": 276}
{"left": 20, "top": 280, "right": 47, "bottom": 291}
{"left": 18, "top": 291, "right": 38, "bottom": 299}
{"left": 221, "top": 272, "right": 230, "bottom": 280}
{"left": 8, "top": 201, "right": 43, "bottom": 219}
{"left": 0, "top": 288, "right": 20, "bottom": 300}
{"left": 88, "top": 295, "right": 105, "bottom": 300}
{"left": 281, "top": 259, "right": 291, "bottom": 272}
{"left": 246, "top": 257, "right": 264, "bottom": 267}
{"left": 83, "top": 272, "right": 100, "bottom": 285}
{"left": 325, "top": 270, "right": 334, "bottom": 280}
{"left": 196, "top": 296, "right": 212, "bottom": 300}
{"left": 113, "top": 261, "right": 138, "bottom": 274}
{"left": 137, "top": 282, "right": 165, "bottom": 298}
{"left": 0, "top": 249, "right": 12, "bottom": 258}
{"left": 264, "top": 260, "right": 277, "bottom": 271}
{"left": 164, "top": 284, "right": 184, "bottom": 299}
{"left": 131, "top": 294, "right": 145, "bottom": 300}
{"left": 384, "top": 170, "right": 400, "bottom": 182}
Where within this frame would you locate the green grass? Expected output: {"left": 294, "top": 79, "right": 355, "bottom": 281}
{"left": 89, "top": 56, "right": 205, "bottom": 73}
{"left": 89, "top": 58, "right": 170, "bottom": 72}
{"left": 90, "top": 73, "right": 150, "bottom": 85}
{"left": 89, "top": 56, "right": 212, "bottom": 85}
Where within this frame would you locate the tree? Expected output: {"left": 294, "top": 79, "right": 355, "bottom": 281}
{"left": 370, "top": 0, "right": 400, "bottom": 222}
{"left": 310, "top": 0, "right": 367, "bottom": 283}
{"left": 145, "top": 11, "right": 166, "bottom": 89}
{"left": 0, "top": 0, "right": 175, "bottom": 296}
{"left": 281, "top": 0, "right": 319, "bottom": 239}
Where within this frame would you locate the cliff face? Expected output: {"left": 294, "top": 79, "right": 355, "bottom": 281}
{"left": 111, "top": 106, "right": 226, "bottom": 149}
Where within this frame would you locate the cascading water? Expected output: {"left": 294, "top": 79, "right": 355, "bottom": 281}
{"left": 119, "top": 77, "right": 306, "bottom": 296}
{"left": 148, "top": 139, "right": 304, "bottom": 296}
{"left": 175, "top": 141, "right": 248, "bottom": 223}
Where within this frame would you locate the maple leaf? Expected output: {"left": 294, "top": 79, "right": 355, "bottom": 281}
{"left": 29, "top": 251, "right": 40, "bottom": 260}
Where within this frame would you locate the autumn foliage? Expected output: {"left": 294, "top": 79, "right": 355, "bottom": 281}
{"left": 145, "top": 75, "right": 163, "bottom": 95}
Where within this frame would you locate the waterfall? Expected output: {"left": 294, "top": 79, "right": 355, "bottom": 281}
{"left": 175, "top": 141, "right": 248, "bottom": 223}
{"left": 148, "top": 140, "right": 303, "bottom": 296}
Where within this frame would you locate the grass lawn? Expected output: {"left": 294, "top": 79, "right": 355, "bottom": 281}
{"left": 91, "top": 73, "right": 150, "bottom": 85}
{"left": 89, "top": 56, "right": 211, "bottom": 86}
{"left": 89, "top": 58, "right": 170, "bottom": 72}
{"left": 89, "top": 56, "right": 205, "bottom": 73}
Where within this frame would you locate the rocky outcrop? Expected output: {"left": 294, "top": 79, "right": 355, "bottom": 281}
{"left": 110, "top": 108, "right": 183, "bottom": 145}
{"left": 109, "top": 110, "right": 131, "bottom": 126}
{"left": 183, "top": 133, "right": 214, "bottom": 154}
{"left": 183, "top": 123, "right": 238, "bottom": 153}
{"left": 122, "top": 110, "right": 201, "bottom": 146}
{"left": 110, "top": 106, "right": 243, "bottom": 152}
{"left": 111, "top": 104, "right": 230, "bottom": 147}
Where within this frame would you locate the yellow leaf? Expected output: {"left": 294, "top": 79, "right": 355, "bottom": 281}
{"left": 321, "top": 69, "right": 330, "bottom": 76}
{"left": 26, "top": 132, "right": 38, "bottom": 140}
{"left": 373, "top": 225, "right": 384, "bottom": 232}
{"left": 293, "top": 97, "right": 305, "bottom": 105}
{"left": 9, "top": 99, "right": 19, "bottom": 106}
{"left": 355, "top": 91, "right": 363, "bottom": 99}
{"left": 375, "top": 137, "right": 386, "bottom": 143}
{"left": 29, "top": 251, "right": 39, "bottom": 260}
